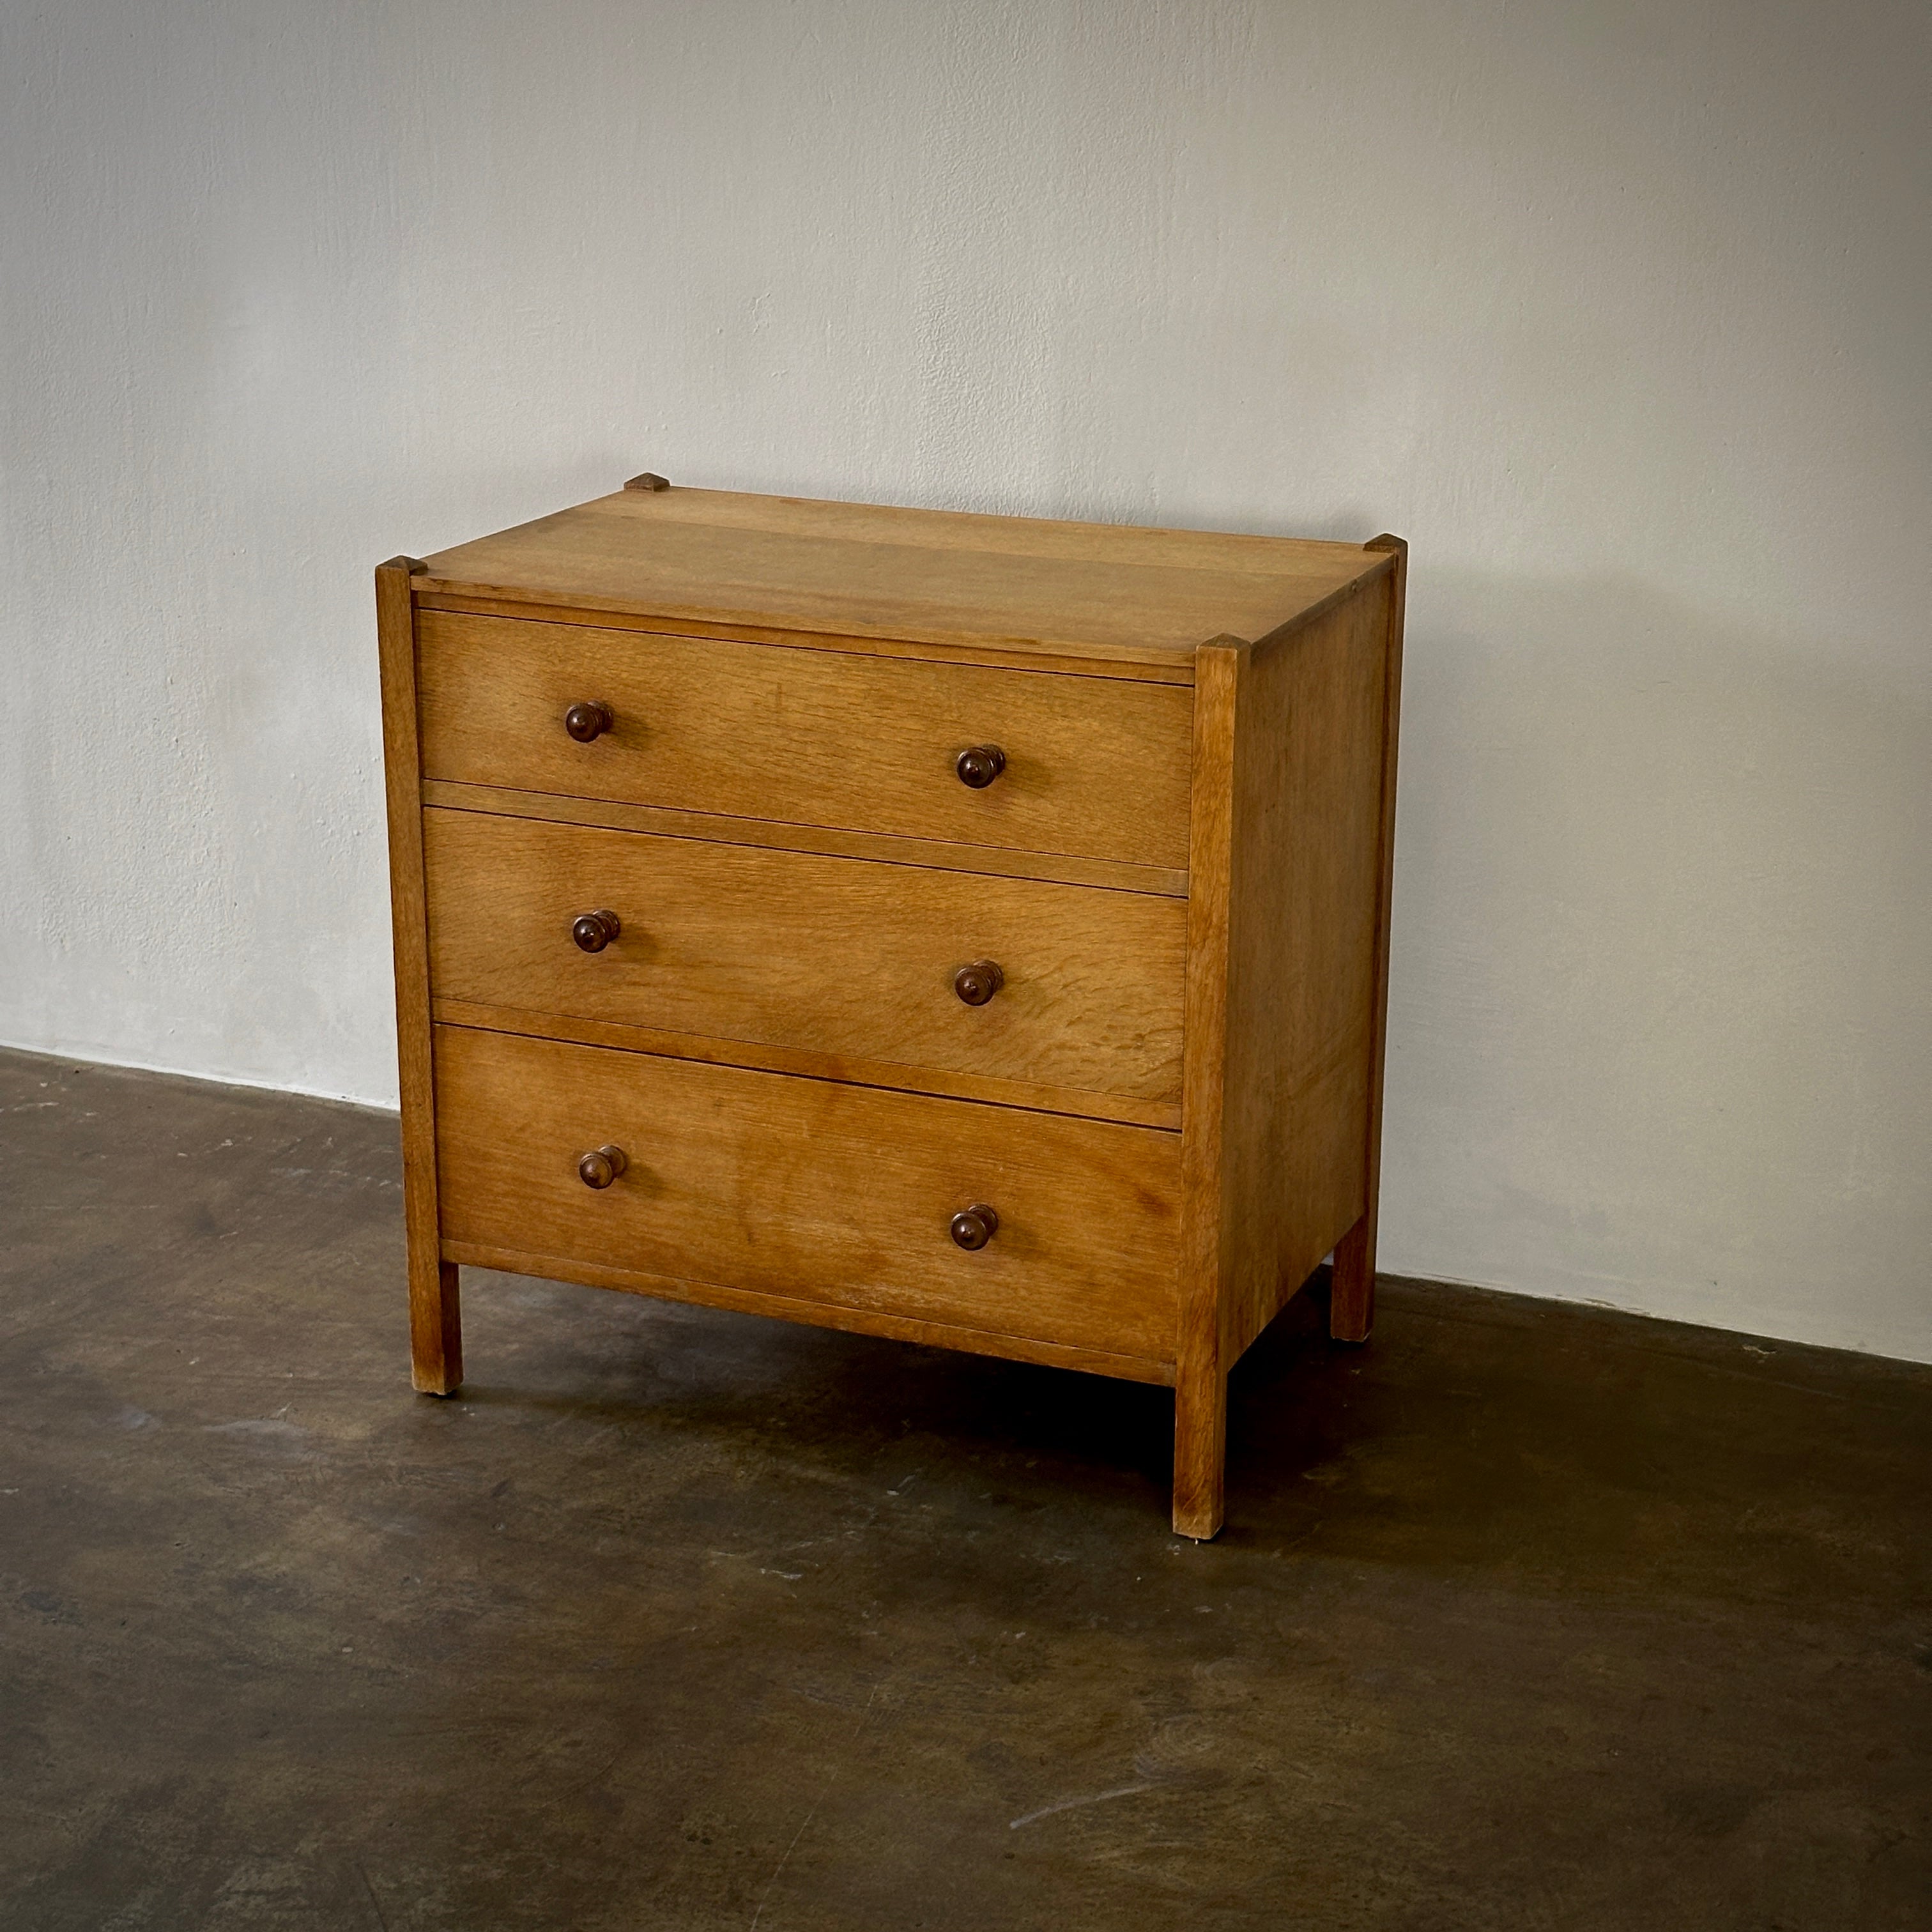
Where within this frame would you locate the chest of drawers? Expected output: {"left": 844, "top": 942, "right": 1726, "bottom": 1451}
{"left": 377, "top": 476, "right": 1404, "bottom": 1538}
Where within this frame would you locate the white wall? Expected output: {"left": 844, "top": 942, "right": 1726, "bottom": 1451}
{"left": 3, "top": 2, "right": 1926, "bottom": 1360}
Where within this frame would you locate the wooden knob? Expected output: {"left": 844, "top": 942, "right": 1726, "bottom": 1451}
{"left": 953, "top": 960, "right": 1004, "bottom": 1006}
{"left": 571, "top": 908, "right": 622, "bottom": 953}
{"left": 949, "top": 1203, "right": 999, "bottom": 1250}
{"left": 577, "top": 1144, "right": 628, "bottom": 1189}
{"left": 954, "top": 744, "right": 1006, "bottom": 789}
{"left": 564, "top": 700, "right": 614, "bottom": 742}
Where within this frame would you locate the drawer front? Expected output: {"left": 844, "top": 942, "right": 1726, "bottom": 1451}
{"left": 423, "top": 808, "right": 1185, "bottom": 1110}
{"left": 434, "top": 1026, "right": 1181, "bottom": 1363}
{"left": 417, "top": 610, "right": 1192, "bottom": 870}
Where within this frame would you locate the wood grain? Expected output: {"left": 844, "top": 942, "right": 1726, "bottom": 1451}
{"left": 416, "top": 486, "right": 1390, "bottom": 671}
{"left": 1330, "top": 537, "right": 1407, "bottom": 1342}
{"left": 433, "top": 1026, "right": 1182, "bottom": 1364}
{"left": 1173, "top": 641, "right": 1241, "bottom": 1540}
{"left": 1214, "top": 563, "right": 1391, "bottom": 1365}
{"left": 418, "top": 780, "right": 1188, "bottom": 899}
{"left": 1170, "top": 557, "right": 1399, "bottom": 1535}
{"left": 417, "top": 610, "right": 1195, "bottom": 870}
{"left": 415, "top": 592, "right": 1197, "bottom": 687}
{"left": 422, "top": 808, "right": 1185, "bottom": 1112}
{"left": 374, "top": 556, "right": 461, "bottom": 1393}
{"left": 377, "top": 481, "right": 1407, "bottom": 1537}
{"left": 430, "top": 999, "right": 1182, "bottom": 1130}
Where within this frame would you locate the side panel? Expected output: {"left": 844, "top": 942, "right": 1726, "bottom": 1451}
{"left": 1173, "top": 558, "right": 1401, "bottom": 1539}
{"left": 1220, "top": 567, "right": 1395, "bottom": 1363}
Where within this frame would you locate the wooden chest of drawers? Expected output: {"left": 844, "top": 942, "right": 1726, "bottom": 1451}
{"left": 377, "top": 476, "right": 1404, "bottom": 1538}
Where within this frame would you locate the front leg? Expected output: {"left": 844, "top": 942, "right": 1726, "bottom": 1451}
{"left": 410, "top": 1255, "right": 463, "bottom": 1394}
{"left": 1172, "top": 1351, "right": 1226, "bottom": 1539}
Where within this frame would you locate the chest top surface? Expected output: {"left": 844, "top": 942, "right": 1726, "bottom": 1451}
{"left": 417, "top": 486, "right": 1386, "bottom": 671}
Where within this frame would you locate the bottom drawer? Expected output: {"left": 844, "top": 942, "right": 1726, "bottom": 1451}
{"left": 433, "top": 1025, "right": 1181, "bottom": 1366}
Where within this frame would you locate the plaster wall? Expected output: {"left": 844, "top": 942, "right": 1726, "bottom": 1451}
{"left": 3, "top": 1, "right": 1926, "bottom": 1356}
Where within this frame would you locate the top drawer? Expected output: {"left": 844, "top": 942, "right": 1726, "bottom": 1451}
{"left": 415, "top": 611, "right": 1193, "bottom": 870}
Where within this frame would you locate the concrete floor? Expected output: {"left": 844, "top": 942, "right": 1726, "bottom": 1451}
{"left": 1, "top": 1046, "right": 1926, "bottom": 1931}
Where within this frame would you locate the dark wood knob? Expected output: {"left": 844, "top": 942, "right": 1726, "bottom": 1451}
{"left": 953, "top": 960, "right": 1004, "bottom": 1006}
{"left": 578, "top": 1144, "right": 628, "bottom": 1189}
{"left": 954, "top": 744, "right": 1006, "bottom": 789}
{"left": 571, "top": 908, "right": 622, "bottom": 953}
{"left": 564, "top": 700, "right": 614, "bottom": 742}
{"left": 949, "top": 1203, "right": 999, "bottom": 1250}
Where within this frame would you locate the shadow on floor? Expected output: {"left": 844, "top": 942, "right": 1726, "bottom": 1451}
{"left": 1, "top": 1048, "right": 1926, "bottom": 1930}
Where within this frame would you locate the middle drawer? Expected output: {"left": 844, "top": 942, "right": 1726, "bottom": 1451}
{"left": 423, "top": 806, "right": 1187, "bottom": 1117}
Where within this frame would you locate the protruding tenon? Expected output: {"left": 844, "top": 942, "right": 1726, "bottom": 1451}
{"left": 624, "top": 473, "right": 671, "bottom": 493}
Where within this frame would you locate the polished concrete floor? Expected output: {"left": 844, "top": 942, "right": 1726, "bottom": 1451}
{"left": 1, "top": 1045, "right": 1926, "bottom": 1930}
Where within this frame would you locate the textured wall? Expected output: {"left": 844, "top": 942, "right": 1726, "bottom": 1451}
{"left": 3, "top": 1, "right": 1926, "bottom": 1357}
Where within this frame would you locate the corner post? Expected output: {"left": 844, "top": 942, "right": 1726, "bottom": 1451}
{"left": 1174, "top": 638, "right": 1246, "bottom": 1538}
{"left": 1330, "top": 536, "right": 1407, "bottom": 1343}
{"left": 376, "top": 555, "right": 462, "bottom": 1393}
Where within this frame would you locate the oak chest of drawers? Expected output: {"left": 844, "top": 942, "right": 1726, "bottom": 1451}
{"left": 377, "top": 475, "right": 1405, "bottom": 1538}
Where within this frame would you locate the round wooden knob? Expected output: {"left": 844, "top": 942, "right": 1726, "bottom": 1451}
{"left": 577, "top": 1144, "right": 628, "bottom": 1189}
{"left": 953, "top": 960, "right": 1004, "bottom": 1006}
{"left": 954, "top": 744, "right": 1006, "bottom": 789}
{"left": 949, "top": 1203, "right": 999, "bottom": 1250}
{"left": 571, "top": 908, "right": 622, "bottom": 953}
{"left": 564, "top": 700, "right": 614, "bottom": 742}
